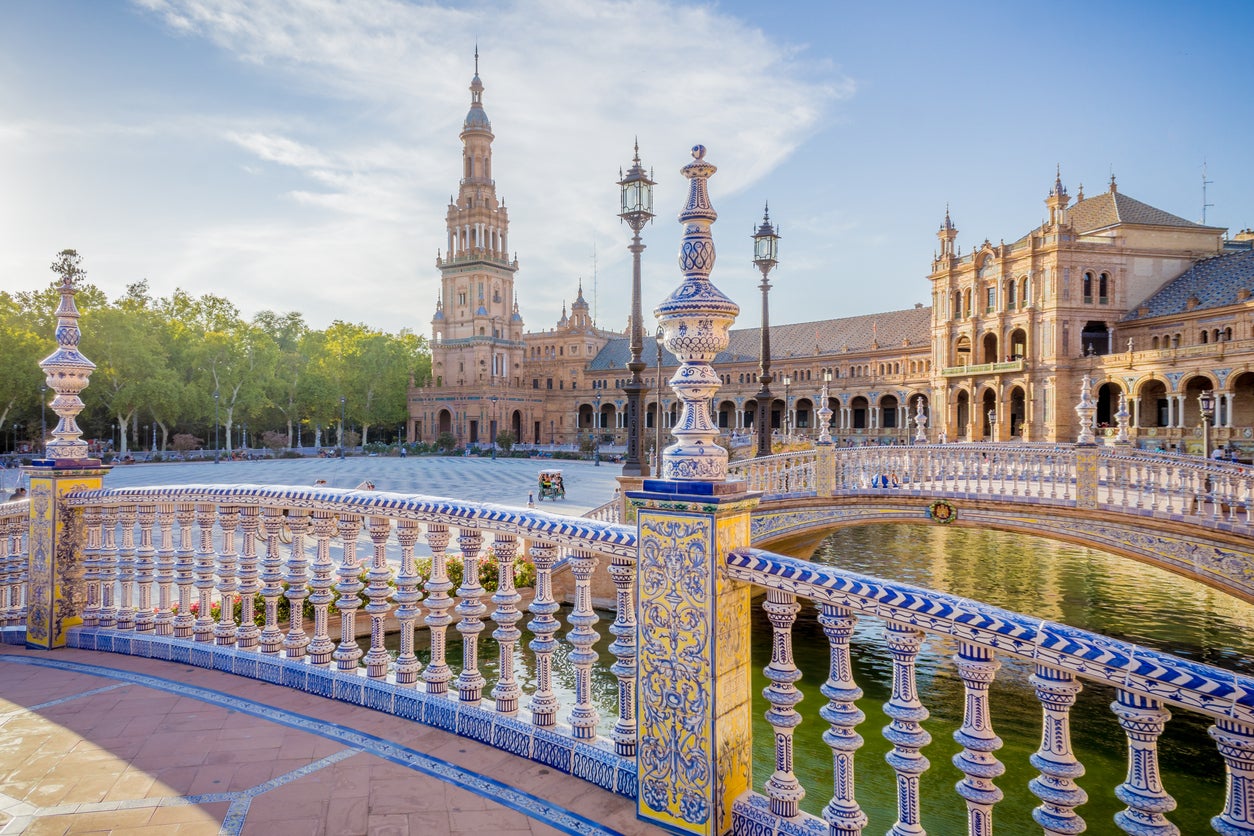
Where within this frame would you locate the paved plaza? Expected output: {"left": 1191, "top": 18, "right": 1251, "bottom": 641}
{"left": 4, "top": 454, "right": 623, "bottom": 517}
{"left": 0, "top": 455, "right": 651, "bottom": 835}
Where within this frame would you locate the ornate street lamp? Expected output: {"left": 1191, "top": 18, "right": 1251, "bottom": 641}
{"left": 987, "top": 408, "right": 996, "bottom": 442}
{"left": 594, "top": 392, "right": 602, "bottom": 466}
{"left": 213, "top": 390, "right": 220, "bottom": 464}
{"left": 340, "top": 396, "right": 346, "bottom": 460}
{"left": 618, "top": 141, "right": 655, "bottom": 476}
{"left": 490, "top": 395, "right": 498, "bottom": 460}
{"left": 752, "top": 204, "right": 779, "bottom": 457}
{"left": 1199, "top": 390, "right": 1216, "bottom": 459}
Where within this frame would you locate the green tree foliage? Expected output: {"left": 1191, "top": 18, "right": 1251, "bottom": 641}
{"left": 0, "top": 250, "right": 431, "bottom": 452}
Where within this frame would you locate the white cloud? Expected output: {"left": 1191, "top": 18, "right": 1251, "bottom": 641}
{"left": 113, "top": 0, "right": 852, "bottom": 331}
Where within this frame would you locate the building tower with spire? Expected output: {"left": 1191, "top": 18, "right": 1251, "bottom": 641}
{"left": 412, "top": 51, "right": 526, "bottom": 446}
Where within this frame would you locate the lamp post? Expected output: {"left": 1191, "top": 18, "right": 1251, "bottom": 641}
{"left": 1199, "top": 390, "right": 1216, "bottom": 459}
{"left": 340, "top": 396, "right": 346, "bottom": 460}
{"left": 40, "top": 385, "right": 47, "bottom": 458}
{"left": 817, "top": 370, "right": 833, "bottom": 444}
{"left": 593, "top": 392, "right": 602, "bottom": 466}
{"left": 213, "top": 390, "right": 220, "bottom": 464}
{"left": 655, "top": 325, "right": 664, "bottom": 474}
{"left": 490, "top": 395, "right": 498, "bottom": 460}
{"left": 618, "top": 141, "right": 655, "bottom": 476}
{"left": 151, "top": 421, "right": 157, "bottom": 453}
{"left": 987, "top": 408, "right": 996, "bottom": 442}
{"left": 752, "top": 204, "right": 780, "bottom": 457}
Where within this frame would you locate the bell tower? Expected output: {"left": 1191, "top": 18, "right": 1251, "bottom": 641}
{"left": 430, "top": 49, "right": 523, "bottom": 391}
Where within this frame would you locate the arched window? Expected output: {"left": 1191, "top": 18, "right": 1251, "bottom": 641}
{"left": 1019, "top": 277, "right": 1029, "bottom": 308}
{"left": 1083, "top": 271, "right": 1094, "bottom": 303}
{"left": 1225, "top": 327, "right": 1233, "bottom": 340}
{"left": 1152, "top": 335, "right": 1160, "bottom": 349}
{"left": 1005, "top": 279, "right": 1016, "bottom": 310}
{"left": 1172, "top": 333, "right": 1181, "bottom": 348}
{"left": 1201, "top": 331, "right": 1209, "bottom": 344}
{"left": 1098, "top": 272, "right": 1110, "bottom": 304}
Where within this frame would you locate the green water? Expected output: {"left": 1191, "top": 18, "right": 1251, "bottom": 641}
{"left": 760, "top": 524, "right": 1254, "bottom": 833}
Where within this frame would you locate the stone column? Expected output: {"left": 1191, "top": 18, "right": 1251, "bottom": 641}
{"left": 632, "top": 146, "right": 755, "bottom": 836}
{"left": 26, "top": 267, "right": 106, "bottom": 650}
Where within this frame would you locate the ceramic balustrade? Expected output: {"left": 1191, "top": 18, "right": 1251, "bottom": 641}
{"left": 727, "top": 546, "right": 1254, "bottom": 835}
{"left": 55, "top": 484, "right": 639, "bottom": 768}
{"left": 0, "top": 502, "right": 28, "bottom": 627}
{"left": 734, "top": 443, "right": 1254, "bottom": 536}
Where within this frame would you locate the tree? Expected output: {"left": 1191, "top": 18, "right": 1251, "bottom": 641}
{"left": 435, "top": 431, "right": 458, "bottom": 453}
{"left": 494, "top": 429, "right": 516, "bottom": 452}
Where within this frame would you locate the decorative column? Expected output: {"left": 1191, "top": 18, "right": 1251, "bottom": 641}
{"left": 489, "top": 533, "right": 521, "bottom": 712}
{"left": 392, "top": 519, "right": 424, "bottom": 686}
{"left": 305, "top": 510, "right": 338, "bottom": 665}
{"left": 454, "top": 526, "right": 487, "bottom": 702}
{"left": 1115, "top": 391, "right": 1131, "bottom": 446}
{"left": 1075, "top": 375, "right": 1099, "bottom": 510}
{"left": 631, "top": 146, "right": 756, "bottom": 836}
{"left": 153, "top": 503, "right": 176, "bottom": 636}
{"left": 363, "top": 516, "right": 393, "bottom": 678}
{"left": 883, "top": 621, "right": 931, "bottom": 836}
{"left": 566, "top": 549, "right": 601, "bottom": 740}
{"left": 1112, "top": 691, "right": 1178, "bottom": 834}
{"left": 235, "top": 506, "right": 261, "bottom": 649}
{"left": 953, "top": 642, "right": 1004, "bottom": 833}
{"left": 914, "top": 397, "right": 928, "bottom": 444}
{"left": 817, "top": 603, "right": 867, "bottom": 836}
{"left": 607, "top": 554, "right": 638, "bottom": 757}
{"left": 1030, "top": 665, "right": 1088, "bottom": 834}
{"left": 526, "top": 539, "right": 561, "bottom": 727}
{"left": 213, "top": 505, "right": 239, "bottom": 645}
{"left": 25, "top": 261, "right": 109, "bottom": 649}
{"left": 422, "top": 522, "right": 453, "bottom": 693}
{"left": 762, "top": 588, "right": 804, "bottom": 817}
{"left": 1209, "top": 718, "right": 1254, "bottom": 834}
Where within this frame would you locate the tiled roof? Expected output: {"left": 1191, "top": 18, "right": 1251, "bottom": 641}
{"left": 1068, "top": 190, "right": 1210, "bottom": 234}
{"left": 1123, "top": 250, "right": 1254, "bottom": 321}
{"left": 587, "top": 306, "right": 932, "bottom": 371}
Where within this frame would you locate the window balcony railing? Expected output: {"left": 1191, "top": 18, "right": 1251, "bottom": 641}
{"left": 940, "top": 358, "right": 1025, "bottom": 376}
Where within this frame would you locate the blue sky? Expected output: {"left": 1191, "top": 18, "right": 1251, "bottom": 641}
{"left": 3, "top": 1, "right": 1252, "bottom": 336}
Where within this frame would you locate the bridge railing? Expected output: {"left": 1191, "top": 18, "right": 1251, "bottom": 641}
{"left": 729, "top": 545, "right": 1254, "bottom": 835}
{"left": 43, "top": 484, "right": 643, "bottom": 790}
{"left": 1, "top": 500, "right": 28, "bottom": 626}
{"left": 729, "top": 449, "right": 818, "bottom": 494}
{"left": 741, "top": 443, "right": 1254, "bottom": 531}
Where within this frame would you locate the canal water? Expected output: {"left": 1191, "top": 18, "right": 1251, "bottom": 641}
{"left": 383, "top": 524, "right": 1254, "bottom": 832}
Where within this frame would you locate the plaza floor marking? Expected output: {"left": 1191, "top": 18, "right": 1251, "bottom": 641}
{"left": 0, "top": 654, "right": 624, "bottom": 836}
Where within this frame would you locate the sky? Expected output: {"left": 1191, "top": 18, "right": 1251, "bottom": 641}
{"left": 3, "top": 1, "right": 1253, "bottom": 338}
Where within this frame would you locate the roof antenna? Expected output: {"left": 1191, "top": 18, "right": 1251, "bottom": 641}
{"left": 1202, "top": 159, "right": 1214, "bottom": 224}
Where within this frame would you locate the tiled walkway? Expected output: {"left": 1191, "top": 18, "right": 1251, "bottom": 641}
{"left": 0, "top": 646, "right": 665, "bottom": 836}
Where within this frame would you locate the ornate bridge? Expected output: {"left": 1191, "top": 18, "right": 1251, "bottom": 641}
{"left": 725, "top": 442, "right": 1254, "bottom": 604}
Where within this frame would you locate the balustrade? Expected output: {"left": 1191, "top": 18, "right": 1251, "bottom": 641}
{"left": 6, "top": 480, "right": 1254, "bottom": 835}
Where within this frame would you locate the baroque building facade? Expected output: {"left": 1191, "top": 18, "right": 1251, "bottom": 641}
{"left": 409, "top": 62, "right": 1254, "bottom": 458}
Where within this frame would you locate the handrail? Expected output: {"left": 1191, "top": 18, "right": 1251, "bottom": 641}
{"left": 727, "top": 546, "right": 1254, "bottom": 834}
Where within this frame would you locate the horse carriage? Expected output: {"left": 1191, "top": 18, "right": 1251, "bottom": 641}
{"left": 537, "top": 468, "right": 565, "bottom": 501}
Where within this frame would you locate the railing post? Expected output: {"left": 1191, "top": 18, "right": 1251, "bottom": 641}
{"left": 488, "top": 532, "right": 520, "bottom": 711}
{"left": 1112, "top": 691, "right": 1178, "bottom": 834}
{"left": 1030, "top": 665, "right": 1088, "bottom": 834}
{"left": 608, "top": 554, "right": 638, "bottom": 757}
{"left": 817, "top": 603, "right": 867, "bottom": 836}
{"left": 816, "top": 438, "right": 836, "bottom": 497}
{"left": 1209, "top": 718, "right": 1254, "bottom": 834}
{"left": 566, "top": 548, "right": 601, "bottom": 740}
{"left": 25, "top": 269, "right": 107, "bottom": 649}
{"left": 633, "top": 143, "right": 754, "bottom": 835}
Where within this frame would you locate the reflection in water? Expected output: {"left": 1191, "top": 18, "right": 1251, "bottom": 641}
{"left": 753, "top": 524, "right": 1254, "bottom": 831}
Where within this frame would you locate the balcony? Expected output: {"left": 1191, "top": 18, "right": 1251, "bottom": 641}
{"left": 940, "top": 358, "right": 1025, "bottom": 377}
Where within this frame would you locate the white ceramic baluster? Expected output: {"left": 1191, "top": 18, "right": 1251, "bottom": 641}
{"left": 392, "top": 519, "right": 423, "bottom": 686}
{"left": 306, "top": 510, "right": 337, "bottom": 666}
{"left": 97, "top": 505, "right": 119, "bottom": 629}
{"left": 154, "top": 503, "right": 176, "bottom": 636}
{"left": 1030, "top": 665, "right": 1088, "bottom": 835}
{"left": 213, "top": 505, "right": 239, "bottom": 646}
{"left": 363, "top": 516, "right": 393, "bottom": 679}
{"left": 455, "top": 526, "right": 487, "bottom": 701}
{"left": 567, "top": 548, "right": 600, "bottom": 740}
{"left": 1112, "top": 690, "right": 1178, "bottom": 835}
{"left": 235, "top": 506, "right": 261, "bottom": 649}
{"left": 192, "top": 503, "right": 216, "bottom": 641}
{"left": 172, "top": 503, "right": 194, "bottom": 638}
{"left": 953, "top": 641, "right": 1004, "bottom": 834}
{"left": 332, "top": 513, "right": 364, "bottom": 671}
{"left": 527, "top": 539, "right": 560, "bottom": 727}
{"left": 818, "top": 603, "right": 867, "bottom": 836}
{"left": 133, "top": 504, "right": 157, "bottom": 632}
{"left": 115, "top": 504, "right": 138, "bottom": 630}
{"left": 258, "top": 507, "right": 286, "bottom": 654}
{"left": 81, "top": 506, "right": 103, "bottom": 627}
{"left": 422, "top": 522, "right": 453, "bottom": 693}
{"left": 763, "top": 588, "right": 805, "bottom": 817}
{"left": 282, "top": 511, "right": 312, "bottom": 659}
{"left": 489, "top": 533, "right": 522, "bottom": 713}
{"left": 883, "top": 620, "right": 930, "bottom": 836}
{"left": 608, "top": 554, "right": 638, "bottom": 757}
{"left": 1209, "top": 718, "right": 1254, "bottom": 835}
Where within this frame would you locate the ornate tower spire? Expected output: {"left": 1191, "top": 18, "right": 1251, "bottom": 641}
{"left": 1046, "top": 166, "right": 1071, "bottom": 227}
{"left": 653, "top": 146, "right": 740, "bottom": 482}
{"left": 937, "top": 204, "right": 958, "bottom": 259}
